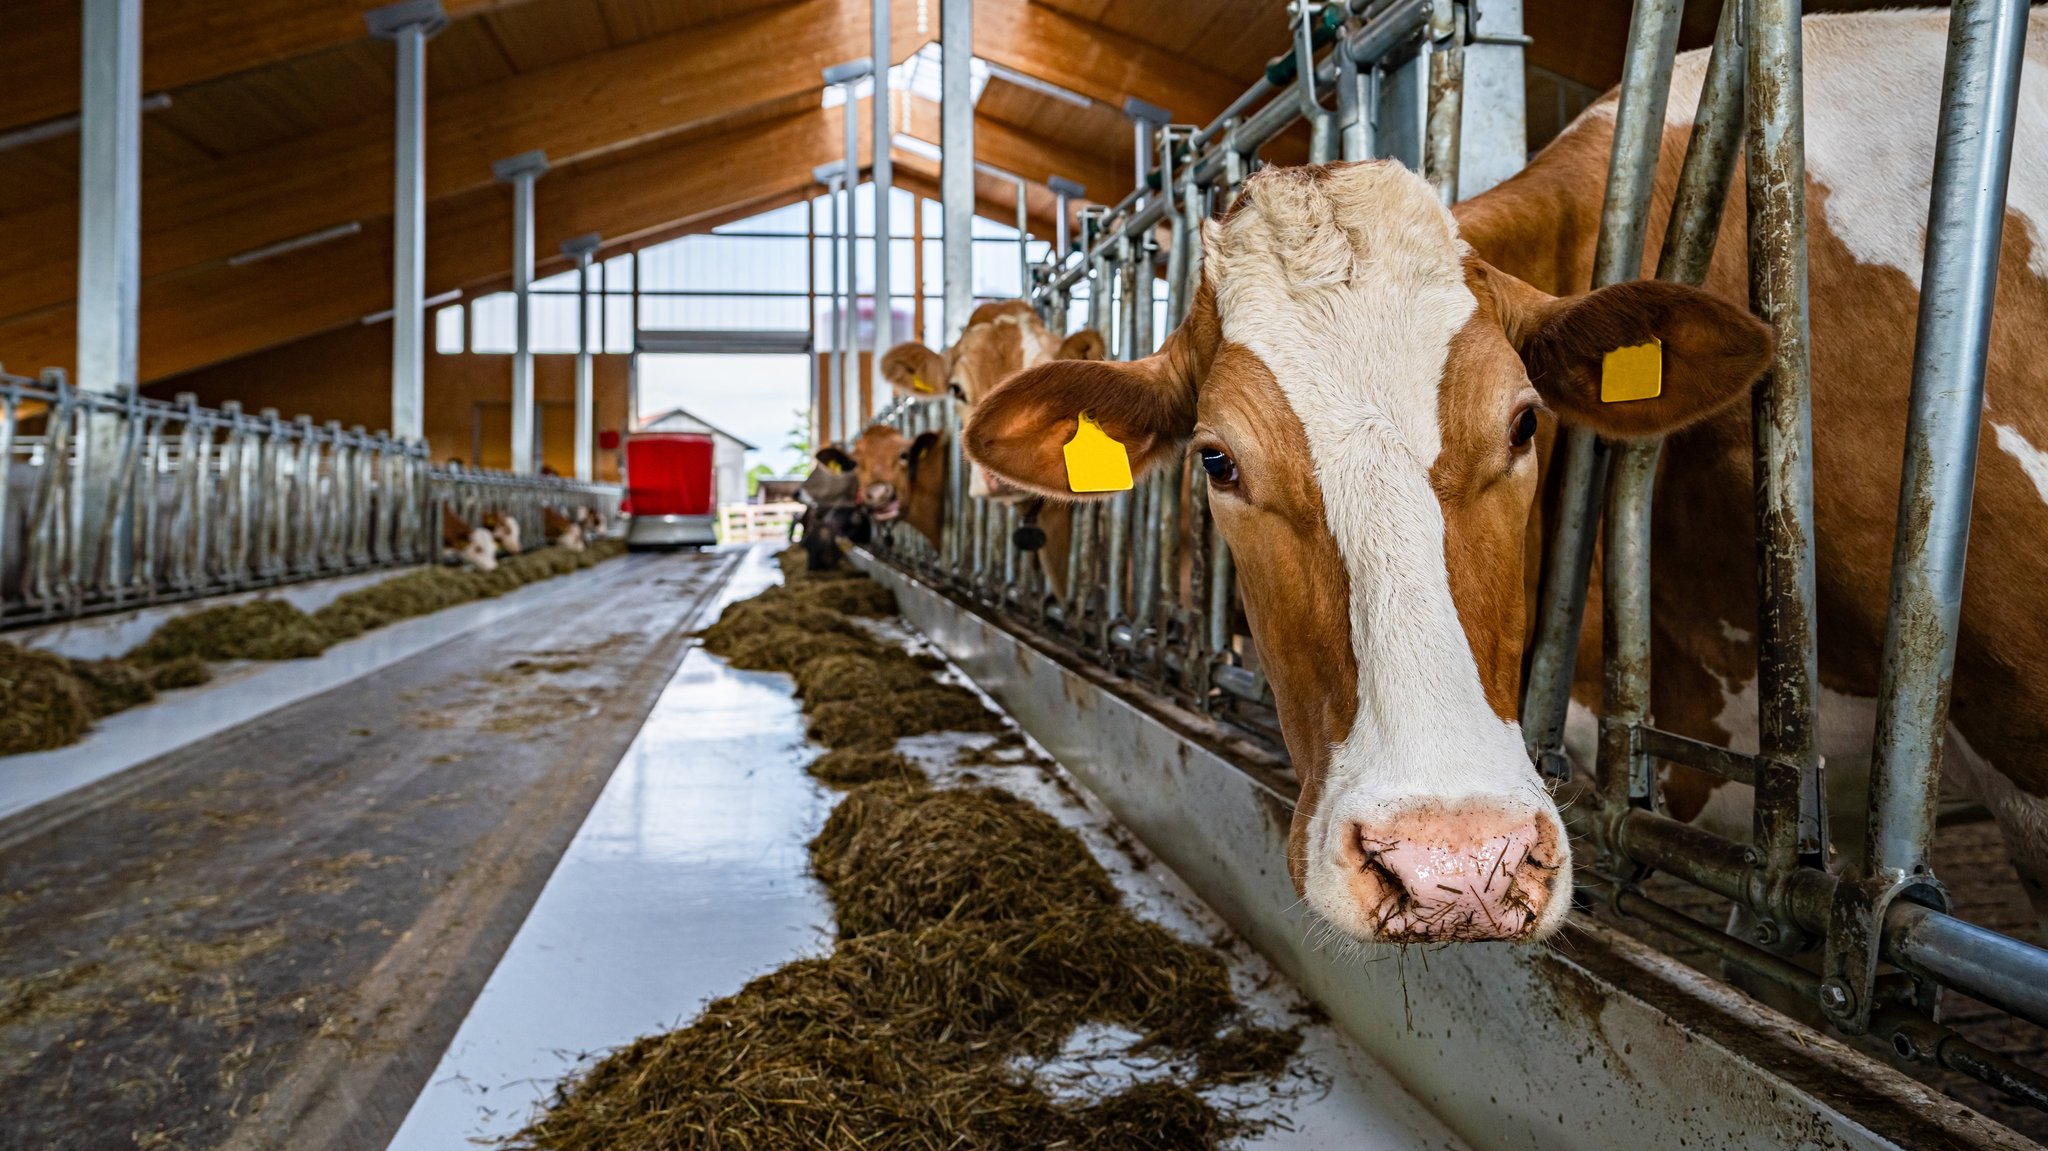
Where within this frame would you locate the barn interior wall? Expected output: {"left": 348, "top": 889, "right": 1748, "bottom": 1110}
{"left": 146, "top": 322, "right": 632, "bottom": 483}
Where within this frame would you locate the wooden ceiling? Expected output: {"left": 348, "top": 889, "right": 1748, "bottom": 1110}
{"left": 7, "top": 0, "right": 1554, "bottom": 387}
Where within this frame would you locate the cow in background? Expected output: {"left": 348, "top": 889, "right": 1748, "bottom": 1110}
{"left": 480, "top": 512, "right": 523, "bottom": 557}
{"left": 879, "top": 302, "right": 1103, "bottom": 599}
{"left": 441, "top": 506, "right": 499, "bottom": 573}
{"left": 796, "top": 447, "right": 871, "bottom": 572}
{"left": 544, "top": 506, "right": 587, "bottom": 552}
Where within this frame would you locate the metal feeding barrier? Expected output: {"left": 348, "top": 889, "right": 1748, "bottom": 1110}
{"left": 0, "top": 368, "right": 619, "bottom": 627}
{"left": 865, "top": 0, "right": 2048, "bottom": 1116}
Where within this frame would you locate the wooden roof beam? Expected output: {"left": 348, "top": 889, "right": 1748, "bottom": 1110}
{"left": 3, "top": 0, "right": 543, "bottom": 132}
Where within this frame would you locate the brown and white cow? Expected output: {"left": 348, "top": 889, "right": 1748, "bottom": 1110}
{"left": 442, "top": 506, "right": 500, "bottom": 573}
{"left": 878, "top": 301, "right": 1102, "bottom": 598}
{"left": 968, "top": 10, "right": 2048, "bottom": 944}
{"left": 480, "top": 511, "right": 523, "bottom": 557}
{"left": 544, "top": 505, "right": 587, "bottom": 552}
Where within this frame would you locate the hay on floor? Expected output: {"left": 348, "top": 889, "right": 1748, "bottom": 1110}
{"left": 813, "top": 782, "right": 1121, "bottom": 938}
{"left": 805, "top": 748, "right": 928, "bottom": 787}
{"left": 0, "top": 643, "right": 94, "bottom": 756}
{"left": 125, "top": 598, "right": 331, "bottom": 665}
{"left": 805, "top": 684, "right": 1003, "bottom": 751}
{"left": 66, "top": 657, "right": 156, "bottom": 717}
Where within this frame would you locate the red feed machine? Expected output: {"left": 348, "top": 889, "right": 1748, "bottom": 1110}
{"left": 622, "top": 431, "right": 718, "bottom": 548}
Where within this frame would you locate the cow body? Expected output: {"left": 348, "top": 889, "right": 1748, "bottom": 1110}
{"left": 969, "top": 10, "right": 2048, "bottom": 942}
{"left": 1454, "top": 11, "right": 2048, "bottom": 924}
{"left": 441, "top": 506, "right": 499, "bottom": 572}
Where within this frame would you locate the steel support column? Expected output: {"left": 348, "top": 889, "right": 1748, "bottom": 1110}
{"left": 562, "top": 232, "right": 601, "bottom": 482}
{"left": 76, "top": 0, "right": 142, "bottom": 398}
{"left": 816, "top": 163, "right": 846, "bottom": 449}
{"left": 367, "top": 0, "right": 447, "bottom": 443}
{"left": 827, "top": 59, "right": 870, "bottom": 445}
{"left": 872, "top": 0, "right": 895, "bottom": 419}
{"left": 941, "top": 0, "right": 975, "bottom": 345}
{"left": 493, "top": 150, "right": 549, "bottom": 474}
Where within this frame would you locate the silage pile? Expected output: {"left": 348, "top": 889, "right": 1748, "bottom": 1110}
{"left": 509, "top": 553, "right": 1299, "bottom": 1151}
{"left": 0, "top": 537, "right": 629, "bottom": 756}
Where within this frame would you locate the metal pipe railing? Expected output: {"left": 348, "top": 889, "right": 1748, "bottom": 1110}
{"left": 868, "top": 0, "right": 2048, "bottom": 1116}
{"left": 0, "top": 369, "right": 618, "bottom": 628}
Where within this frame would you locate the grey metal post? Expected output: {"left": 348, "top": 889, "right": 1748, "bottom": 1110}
{"left": 827, "top": 60, "right": 870, "bottom": 443}
{"left": 872, "top": 0, "right": 895, "bottom": 414}
{"left": 1744, "top": 0, "right": 1821, "bottom": 886}
{"left": 1049, "top": 176, "right": 1082, "bottom": 266}
{"left": 1295, "top": 0, "right": 1336, "bottom": 164}
{"left": 1126, "top": 96, "right": 1171, "bottom": 208}
{"left": 941, "top": 0, "right": 975, "bottom": 345}
{"left": 76, "top": 0, "right": 141, "bottom": 397}
{"left": 562, "top": 232, "right": 601, "bottom": 482}
{"left": 367, "top": 0, "right": 447, "bottom": 443}
{"left": 815, "top": 163, "right": 845, "bottom": 448}
{"left": 1866, "top": 0, "right": 2031, "bottom": 880}
{"left": 75, "top": 0, "right": 142, "bottom": 590}
{"left": 1015, "top": 178, "right": 1030, "bottom": 301}
{"left": 1520, "top": 0, "right": 1680, "bottom": 778}
{"left": 493, "top": 150, "right": 548, "bottom": 474}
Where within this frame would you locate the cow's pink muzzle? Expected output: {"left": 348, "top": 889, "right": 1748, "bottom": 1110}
{"left": 1343, "top": 801, "right": 1562, "bottom": 942}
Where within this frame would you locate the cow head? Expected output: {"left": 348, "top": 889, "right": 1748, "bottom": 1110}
{"left": 881, "top": 301, "right": 1105, "bottom": 498}
{"left": 965, "top": 162, "right": 1771, "bottom": 944}
{"left": 482, "top": 512, "right": 522, "bottom": 556}
{"left": 852, "top": 424, "right": 945, "bottom": 546}
{"left": 463, "top": 527, "right": 499, "bottom": 573}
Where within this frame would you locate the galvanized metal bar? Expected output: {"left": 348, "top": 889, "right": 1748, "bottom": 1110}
{"left": 873, "top": 0, "right": 894, "bottom": 412}
{"left": 942, "top": 0, "right": 975, "bottom": 344}
{"left": 368, "top": 2, "right": 444, "bottom": 442}
{"left": 1522, "top": 0, "right": 1682, "bottom": 778}
{"left": 1599, "top": 0, "right": 1747, "bottom": 835}
{"left": 1865, "top": 0, "right": 2031, "bottom": 881}
{"left": 1744, "top": 0, "right": 1821, "bottom": 884}
{"left": 1422, "top": 0, "right": 1462, "bottom": 202}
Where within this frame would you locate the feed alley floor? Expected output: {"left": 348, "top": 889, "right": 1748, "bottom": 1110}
{"left": 1, "top": 545, "right": 1465, "bottom": 1150}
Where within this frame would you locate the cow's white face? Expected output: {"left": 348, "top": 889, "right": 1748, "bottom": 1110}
{"left": 491, "top": 516, "right": 522, "bottom": 556}
{"left": 464, "top": 528, "right": 499, "bottom": 573}
{"left": 965, "top": 161, "right": 1772, "bottom": 943}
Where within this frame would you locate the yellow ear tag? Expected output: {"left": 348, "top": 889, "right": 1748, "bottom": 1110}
{"left": 1601, "top": 337, "right": 1664, "bottom": 403}
{"left": 1062, "top": 411, "right": 1133, "bottom": 493}
{"left": 910, "top": 374, "right": 934, "bottom": 394}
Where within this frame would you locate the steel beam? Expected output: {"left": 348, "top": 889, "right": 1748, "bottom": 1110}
{"left": 872, "top": 0, "right": 895, "bottom": 422}
{"left": 941, "top": 0, "right": 975, "bottom": 345}
{"left": 76, "top": 0, "right": 142, "bottom": 396}
{"left": 493, "top": 149, "right": 548, "bottom": 474}
{"left": 368, "top": 0, "right": 447, "bottom": 444}
{"left": 562, "top": 232, "right": 601, "bottom": 482}
{"left": 827, "top": 59, "right": 869, "bottom": 444}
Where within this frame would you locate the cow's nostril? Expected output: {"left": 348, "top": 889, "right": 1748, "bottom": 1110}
{"left": 1342, "top": 810, "right": 1560, "bottom": 942}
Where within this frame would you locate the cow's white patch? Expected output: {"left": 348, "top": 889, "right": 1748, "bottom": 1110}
{"left": 1589, "top": 11, "right": 2048, "bottom": 283}
{"left": 1994, "top": 421, "right": 2048, "bottom": 504}
{"left": 1204, "top": 163, "right": 1567, "bottom": 939}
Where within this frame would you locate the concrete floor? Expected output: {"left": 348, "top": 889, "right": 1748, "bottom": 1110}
{"left": 0, "top": 548, "right": 741, "bottom": 1151}
{"left": 388, "top": 548, "right": 1469, "bottom": 1150}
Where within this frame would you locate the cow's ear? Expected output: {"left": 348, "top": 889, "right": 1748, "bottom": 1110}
{"left": 1486, "top": 264, "right": 1773, "bottom": 440}
{"left": 881, "top": 341, "right": 948, "bottom": 396}
{"left": 905, "top": 430, "right": 941, "bottom": 485}
{"left": 1058, "top": 329, "right": 1107, "bottom": 361}
{"left": 815, "top": 446, "right": 857, "bottom": 472}
{"left": 967, "top": 284, "right": 1217, "bottom": 500}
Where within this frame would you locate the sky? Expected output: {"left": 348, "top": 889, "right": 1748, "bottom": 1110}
{"left": 636, "top": 353, "right": 812, "bottom": 475}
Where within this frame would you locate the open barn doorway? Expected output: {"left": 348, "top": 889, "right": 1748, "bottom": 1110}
{"left": 632, "top": 331, "right": 816, "bottom": 526}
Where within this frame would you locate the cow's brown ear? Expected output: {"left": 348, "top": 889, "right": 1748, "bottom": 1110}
{"left": 881, "top": 341, "right": 948, "bottom": 396}
{"left": 966, "top": 286, "right": 1216, "bottom": 500}
{"left": 1057, "top": 329, "right": 1107, "bottom": 361}
{"left": 1489, "top": 265, "right": 1773, "bottom": 440}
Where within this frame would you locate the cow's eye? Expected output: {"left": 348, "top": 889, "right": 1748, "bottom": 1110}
{"left": 948, "top": 382, "right": 967, "bottom": 401}
{"left": 1199, "top": 447, "right": 1238, "bottom": 487}
{"left": 1509, "top": 406, "right": 1539, "bottom": 451}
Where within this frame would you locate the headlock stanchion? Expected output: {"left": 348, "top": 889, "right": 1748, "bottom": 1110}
{"left": 0, "top": 368, "right": 619, "bottom": 628}
{"left": 857, "top": 0, "right": 2048, "bottom": 1114}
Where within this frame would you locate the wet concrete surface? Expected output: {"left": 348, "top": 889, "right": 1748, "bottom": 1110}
{"left": 389, "top": 558, "right": 1468, "bottom": 1150}
{"left": 0, "top": 548, "right": 742, "bottom": 1151}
